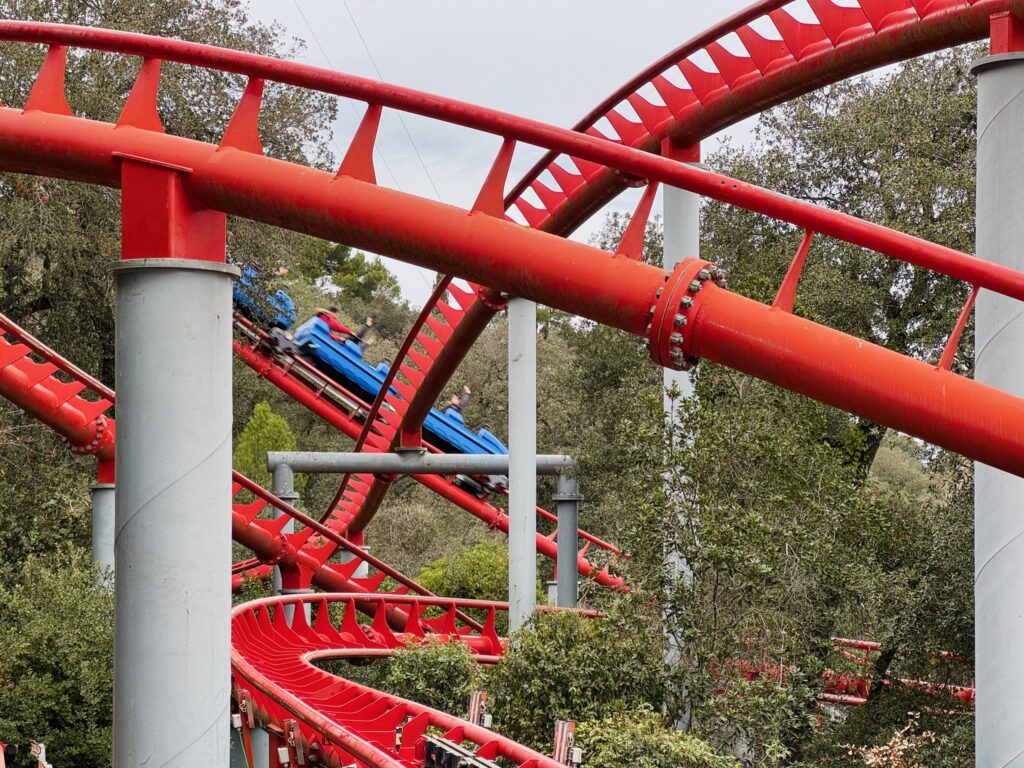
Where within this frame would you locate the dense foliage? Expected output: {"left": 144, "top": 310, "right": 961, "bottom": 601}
{"left": 576, "top": 708, "right": 738, "bottom": 768}
{"left": 0, "top": 549, "right": 113, "bottom": 768}
{"left": 487, "top": 610, "right": 668, "bottom": 752}
{"left": 233, "top": 401, "right": 305, "bottom": 493}
{"left": 382, "top": 639, "right": 479, "bottom": 717}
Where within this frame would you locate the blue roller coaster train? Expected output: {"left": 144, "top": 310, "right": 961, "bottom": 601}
{"left": 233, "top": 272, "right": 509, "bottom": 492}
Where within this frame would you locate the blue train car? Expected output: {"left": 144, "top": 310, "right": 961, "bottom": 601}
{"left": 233, "top": 267, "right": 297, "bottom": 329}
{"left": 291, "top": 317, "right": 508, "bottom": 476}
{"left": 424, "top": 407, "right": 508, "bottom": 458}
{"left": 292, "top": 317, "right": 392, "bottom": 402}
{"left": 236, "top": 292, "right": 510, "bottom": 491}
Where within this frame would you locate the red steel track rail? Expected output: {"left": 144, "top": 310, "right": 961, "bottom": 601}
{"left": 0, "top": 3, "right": 1019, "bottom": 761}
{"left": 0, "top": 21, "right": 1015, "bottom": 471}
{"left": 233, "top": 594, "right": 600, "bottom": 768}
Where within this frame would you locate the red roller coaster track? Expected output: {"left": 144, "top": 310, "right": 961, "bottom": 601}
{"left": 0, "top": 2, "right": 1014, "bottom": 763}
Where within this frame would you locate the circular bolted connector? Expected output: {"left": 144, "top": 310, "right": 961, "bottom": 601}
{"left": 669, "top": 348, "right": 685, "bottom": 365}
{"left": 670, "top": 332, "right": 684, "bottom": 346}
{"left": 689, "top": 280, "right": 702, "bottom": 293}
{"left": 680, "top": 296, "right": 694, "bottom": 309}
{"left": 698, "top": 268, "right": 711, "bottom": 281}
{"left": 673, "top": 314, "right": 687, "bottom": 327}
{"left": 649, "top": 304, "right": 657, "bottom": 315}
{"left": 645, "top": 323, "right": 652, "bottom": 336}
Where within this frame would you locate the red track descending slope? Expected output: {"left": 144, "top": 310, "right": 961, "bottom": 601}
{"left": 233, "top": 316, "right": 625, "bottom": 590}
{"left": 0, "top": 5, "right": 1020, "bottom": 763}
{"left": 0, "top": 311, "right": 449, "bottom": 608}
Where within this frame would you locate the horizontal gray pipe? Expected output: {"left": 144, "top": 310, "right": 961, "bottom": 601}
{"left": 267, "top": 451, "right": 575, "bottom": 476}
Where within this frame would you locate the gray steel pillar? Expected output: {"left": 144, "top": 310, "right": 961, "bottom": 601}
{"left": 90, "top": 482, "right": 115, "bottom": 582}
{"left": 508, "top": 297, "right": 537, "bottom": 632}
{"left": 113, "top": 258, "right": 236, "bottom": 767}
{"left": 341, "top": 545, "right": 371, "bottom": 579}
{"left": 251, "top": 728, "right": 269, "bottom": 768}
{"left": 270, "top": 464, "right": 313, "bottom": 625}
{"left": 662, "top": 179, "right": 699, "bottom": 410}
{"left": 973, "top": 49, "right": 1024, "bottom": 768}
{"left": 554, "top": 472, "right": 581, "bottom": 608}
{"left": 270, "top": 463, "right": 298, "bottom": 597}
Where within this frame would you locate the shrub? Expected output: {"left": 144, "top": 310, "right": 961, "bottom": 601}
{"left": 0, "top": 547, "right": 113, "bottom": 768}
{"left": 383, "top": 638, "right": 480, "bottom": 716}
{"left": 576, "top": 707, "right": 736, "bottom": 768}
{"left": 485, "top": 610, "right": 666, "bottom": 751}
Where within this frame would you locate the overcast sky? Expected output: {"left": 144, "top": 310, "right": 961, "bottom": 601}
{"left": 249, "top": 0, "right": 759, "bottom": 306}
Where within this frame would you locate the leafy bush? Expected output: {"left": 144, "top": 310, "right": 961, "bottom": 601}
{"left": 417, "top": 540, "right": 511, "bottom": 602}
{"left": 576, "top": 707, "right": 736, "bottom": 768}
{"left": 383, "top": 638, "right": 480, "bottom": 716}
{"left": 485, "top": 610, "right": 666, "bottom": 751}
{"left": 0, "top": 547, "right": 113, "bottom": 768}
{"left": 418, "top": 540, "right": 545, "bottom": 634}
{"left": 233, "top": 401, "right": 305, "bottom": 493}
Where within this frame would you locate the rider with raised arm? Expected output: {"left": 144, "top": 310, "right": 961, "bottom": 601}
{"left": 316, "top": 308, "right": 374, "bottom": 349}
{"left": 445, "top": 385, "right": 472, "bottom": 414}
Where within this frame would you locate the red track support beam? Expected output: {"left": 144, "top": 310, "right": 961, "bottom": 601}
{"left": 0, "top": 107, "right": 1020, "bottom": 476}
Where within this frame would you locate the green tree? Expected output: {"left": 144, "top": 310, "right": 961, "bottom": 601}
{"left": 233, "top": 401, "right": 305, "bottom": 492}
{"left": 382, "top": 639, "right": 479, "bottom": 716}
{"left": 302, "top": 242, "right": 401, "bottom": 304}
{"left": 0, "top": 548, "right": 113, "bottom": 768}
{"left": 417, "top": 540, "right": 510, "bottom": 602}
{"left": 702, "top": 46, "right": 980, "bottom": 472}
{"left": 485, "top": 609, "right": 667, "bottom": 752}
{"left": 576, "top": 707, "right": 735, "bottom": 768}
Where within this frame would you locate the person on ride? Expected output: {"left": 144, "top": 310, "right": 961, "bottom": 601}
{"left": 444, "top": 385, "right": 472, "bottom": 414}
{"left": 316, "top": 308, "right": 374, "bottom": 349}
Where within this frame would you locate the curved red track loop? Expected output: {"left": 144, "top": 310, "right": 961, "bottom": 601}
{"left": 504, "top": 0, "right": 1013, "bottom": 236}
{"left": 319, "top": 275, "right": 457, "bottom": 537}
{"left": 232, "top": 594, "right": 577, "bottom": 768}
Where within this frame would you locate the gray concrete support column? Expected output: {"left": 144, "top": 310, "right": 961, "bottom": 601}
{"left": 90, "top": 482, "right": 115, "bottom": 582}
{"left": 973, "top": 49, "right": 1024, "bottom": 768}
{"left": 662, "top": 179, "right": 699, "bottom": 411}
{"left": 508, "top": 297, "right": 537, "bottom": 632}
{"left": 554, "top": 472, "right": 581, "bottom": 608}
{"left": 270, "top": 463, "right": 299, "bottom": 597}
{"left": 557, "top": 473, "right": 581, "bottom": 610}
{"left": 113, "top": 258, "right": 236, "bottom": 767}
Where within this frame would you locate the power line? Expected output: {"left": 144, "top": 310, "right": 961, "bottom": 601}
{"left": 291, "top": 0, "right": 403, "bottom": 191}
{"left": 338, "top": 0, "right": 445, "bottom": 203}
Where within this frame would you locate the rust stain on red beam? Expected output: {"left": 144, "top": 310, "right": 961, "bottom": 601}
{"left": 690, "top": 284, "right": 1024, "bottom": 477}
{"left": 512, "top": 2, "right": 1012, "bottom": 237}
